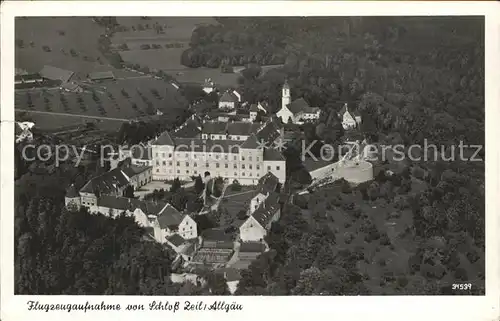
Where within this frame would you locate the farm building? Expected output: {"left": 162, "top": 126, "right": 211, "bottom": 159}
{"left": 40, "top": 65, "right": 74, "bottom": 83}
{"left": 88, "top": 71, "right": 115, "bottom": 81}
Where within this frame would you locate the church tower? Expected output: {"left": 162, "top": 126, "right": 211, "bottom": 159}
{"left": 282, "top": 79, "right": 291, "bottom": 110}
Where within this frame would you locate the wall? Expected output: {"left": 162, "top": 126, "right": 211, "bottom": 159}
{"left": 264, "top": 160, "right": 286, "bottom": 183}
{"left": 334, "top": 160, "right": 374, "bottom": 184}
{"left": 178, "top": 215, "right": 198, "bottom": 240}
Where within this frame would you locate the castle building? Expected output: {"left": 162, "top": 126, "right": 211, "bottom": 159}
{"left": 276, "top": 80, "right": 321, "bottom": 124}
{"left": 149, "top": 118, "right": 286, "bottom": 185}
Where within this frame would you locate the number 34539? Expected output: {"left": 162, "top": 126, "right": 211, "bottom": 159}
{"left": 452, "top": 283, "right": 472, "bottom": 290}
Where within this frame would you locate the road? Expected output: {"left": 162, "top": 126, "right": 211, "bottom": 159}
{"left": 15, "top": 109, "right": 130, "bottom": 122}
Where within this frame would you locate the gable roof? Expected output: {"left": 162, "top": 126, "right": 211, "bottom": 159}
{"left": 287, "top": 98, "right": 320, "bottom": 115}
{"left": 167, "top": 234, "right": 186, "bottom": 247}
{"left": 65, "top": 184, "right": 79, "bottom": 198}
{"left": 201, "top": 228, "right": 234, "bottom": 242}
{"left": 258, "top": 172, "right": 279, "bottom": 194}
{"left": 239, "top": 242, "right": 266, "bottom": 253}
{"left": 251, "top": 192, "right": 280, "bottom": 228}
{"left": 249, "top": 104, "right": 258, "bottom": 112}
{"left": 240, "top": 134, "right": 261, "bottom": 150}
{"left": 97, "top": 195, "right": 168, "bottom": 215}
{"left": 339, "top": 103, "right": 361, "bottom": 118}
{"left": 131, "top": 145, "right": 152, "bottom": 160}
{"left": 223, "top": 268, "right": 241, "bottom": 282}
{"left": 152, "top": 131, "right": 174, "bottom": 146}
{"left": 121, "top": 164, "right": 151, "bottom": 177}
{"left": 40, "top": 65, "right": 74, "bottom": 83}
{"left": 227, "top": 122, "right": 260, "bottom": 136}
{"left": 202, "top": 121, "right": 227, "bottom": 135}
{"left": 219, "top": 91, "right": 238, "bottom": 103}
{"left": 256, "top": 118, "right": 283, "bottom": 145}
{"left": 79, "top": 167, "right": 130, "bottom": 195}
{"left": 88, "top": 71, "right": 115, "bottom": 81}
{"left": 157, "top": 204, "right": 185, "bottom": 230}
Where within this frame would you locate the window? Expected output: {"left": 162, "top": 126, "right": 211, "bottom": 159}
{"left": 257, "top": 165, "right": 260, "bottom": 170}
{"left": 193, "top": 154, "right": 197, "bottom": 159}
{"left": 216, "top": 163, "right": 220, "bottom": 168}
{"left": 249, "top": 156, "right": 252, "bottom": 161}
{"left": 234, "top": 172, "right": 238, "bottom": 176}
{"left": 206, "top": 163, "right": 209, "bottom": 167}
{"left": 242, "top": 156, "right": 245, "bottom": 161}
{"left": 186, "top": 162, "right": 189, "bottom": 167}
{"left": 177, "top": 170, "right": 180, "bottom": 174}
{"left": 225, "top": 163, "right": 228, "bottom": 168}
{"left": 256, "top": 157, "right": 259, "bottom": 161}
{"left": 194, "top": 170, "right": 197, "bottom": 174}
{"left": 224, "top": 155, "right": 228, "bottom": 160}
{"left": 156, "top": 169, "right": 159, "bottom": 172}
{"left": 176, "top": 162, "right": 180, "bottom": 166}
{"left": 216, "top": 155, "right": 219, "bottom": 160}
{"left": 186, "top": 170, "right": 189, "bottom": 174}
{"left": 168, "top": 153, "right": 172, "bottom": 158}
{"left": 185, "top": 153, "right": 188, "bottom": 158}
{"left": 234, "top": 164, "right": 237, "bottom": 169}
{"left": 162, "top": 161, "right": 166, "bottom": 165}
{"left": 234, "top": 156, "right": 237, "bottom": 161}
{"left": 194, "top": 162, "right": 197, "bottom": 167}
{"left": 156, "top": 161, "right": 160, "bottom": 166}
{"left": 268, "top": 166, "right": 271, "bottom": 171}
{"left": 249, "top": 164, "right": 252, "bottom": 169}
{"left": 242, "top": 164, "right": 245, "bottom": 169}
{"left": 169, "top": 161, "right": 172, "bottom": 166}
{"left": 276, "top": 166, "right": 280, "bottom": 170}
{"left": 155, "top": 153, "right": 158, "bottom": 157}
{"left": 162, "top": 153, "right": 166, "bottom": 158}
{"left": 242, "top": 172, "right": 245, "bottom": 176}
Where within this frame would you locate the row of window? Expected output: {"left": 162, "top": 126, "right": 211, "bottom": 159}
{"left": 154, "top": 153, "right": 258, "bottom": 162}
{"left": 155, "top": 161, "right": 277, "bottom": 171}
{"left": 202, "top": 134, "right": 248, "bottom": 141}
{"left": 154, "top": 168, "right": 264, "bottom": 178}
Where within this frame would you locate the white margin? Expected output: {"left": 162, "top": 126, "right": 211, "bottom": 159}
{"left": 1, "top": 2, "right": 499, "bottom": 321}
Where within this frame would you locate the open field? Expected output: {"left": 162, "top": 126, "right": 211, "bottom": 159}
{"left": 15, "top": 17, "right": 113, "bottom": 75}
{"left": 15, "top": 77, "right": 188, "bottom": 131}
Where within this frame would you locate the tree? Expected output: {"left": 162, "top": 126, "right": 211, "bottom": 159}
{"left": 170, "top": 178, "right": 181, "bottom": 193}
{"left": 194, "top": 176, "right": 204, "bottom": 194}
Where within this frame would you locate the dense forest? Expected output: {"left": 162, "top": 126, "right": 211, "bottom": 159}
{"left": 15, "top": 17, "right": 484, "bottom": 295}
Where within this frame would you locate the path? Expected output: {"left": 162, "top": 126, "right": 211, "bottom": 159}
{"left": 15, "top": 109, "right": 130, "bottom": 122}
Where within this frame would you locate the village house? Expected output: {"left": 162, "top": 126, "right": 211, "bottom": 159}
{"left": 218, "top": 90, "right": 239, "bottom": 110}
{"left": 239, "top": 191, "right": 281, "bottom": 242}
{"left": 276, "top": 80, "right": 321, "bottom": 124}
{"left": 338, "top": 103, "right": 362, "bottom": 130}
{"left": 40, "top": 65, "right": 74, "bottom": 83}
{"left": 88, "top": 71, "right": 115, "bottom": 82}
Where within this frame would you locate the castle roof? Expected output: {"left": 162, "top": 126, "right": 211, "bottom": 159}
{"left": 263, "top": 148, "right": 285, "bottom": 161}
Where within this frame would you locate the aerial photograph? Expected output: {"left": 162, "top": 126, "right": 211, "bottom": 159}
{"left": 14, "top": 16, "right": 484, "bottom": 295}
